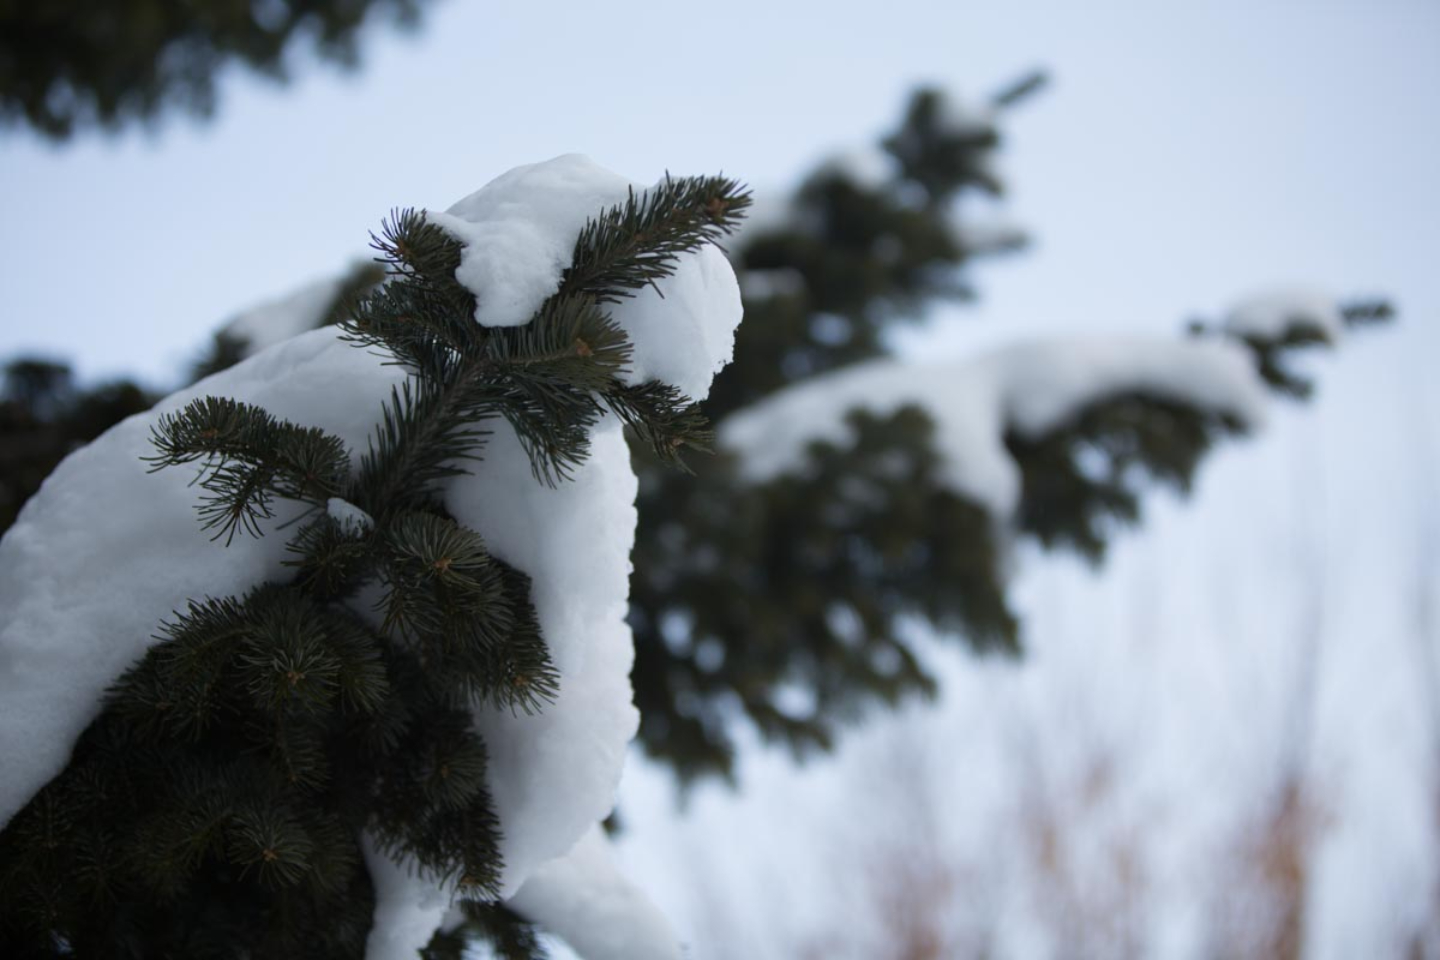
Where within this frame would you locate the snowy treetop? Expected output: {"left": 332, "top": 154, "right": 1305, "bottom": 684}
{"left": 433, "top": 154, "right": 741, "bottom": 401}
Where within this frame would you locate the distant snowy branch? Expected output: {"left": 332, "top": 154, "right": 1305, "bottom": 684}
{"left": 720, "top": 336, "right": 1269, "bottom": 525}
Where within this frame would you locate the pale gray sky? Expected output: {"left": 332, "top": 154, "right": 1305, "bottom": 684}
{"left": 0, "top": 0, "right": 1436, "bottom": 385}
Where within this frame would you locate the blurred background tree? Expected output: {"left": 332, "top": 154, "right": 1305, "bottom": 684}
{"left": 0, "top": 0, "right": 430, "bottom": 138}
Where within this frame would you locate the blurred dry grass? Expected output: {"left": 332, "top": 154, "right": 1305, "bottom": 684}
{"left": 1205, "top": 774, "right": 1326, "bottom": 960}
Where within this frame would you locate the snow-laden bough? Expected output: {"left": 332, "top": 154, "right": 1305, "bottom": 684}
{"left": 0, "top": 154, "right": 742, "bottom": 960}
{"left": 720, "top": 336, "right": 1271, "bottom": 527}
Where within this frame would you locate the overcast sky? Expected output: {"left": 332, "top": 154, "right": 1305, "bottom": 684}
{"left": 1, "top": 0, "right": 1435, "bottom": 387}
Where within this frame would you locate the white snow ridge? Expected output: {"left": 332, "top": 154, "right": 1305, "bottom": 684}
{"left": 1223, "top": 285, "right": 1346, "bottom": 342}
{"left": 721, "top": 337, "right": 1268, "bottom": 528}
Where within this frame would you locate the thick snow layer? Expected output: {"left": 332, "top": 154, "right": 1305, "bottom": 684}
{"left": 432, "top": 158, "right": 630, "bottom": 330}
{"left": 362, "top": 835, "right": 452, "bottom": 960}
{"left": 456, "top": 417, "right": 640, "bottom": 891}
{"left": 223, "top": 274, "right": 346, "bottom": 354}
{"left": 1224, "top": 286, "right": 1344, "bottom": 342}
{"left": 327, "top": 497, "right": 374, "bottom": 534}
{"left": 0, "top": 155, "right": 740, "bottom": 960}
{"left": 721, "top": 337, "right": 1268, "bottom": 522}
{"left": 433, "top": 154, "right": 740, "bottom": 401}
{"left": 607, "top": 243, "right": 739, "bottom": 401}
{"left": 510, "top": 824, "right": 681, "bottom": 960}
{"left": 0, "top": 329, "right": 402, "bottom": 830}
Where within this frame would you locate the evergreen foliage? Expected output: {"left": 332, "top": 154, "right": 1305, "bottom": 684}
{"left": 626, "top": 83, "right": 1392, "bottom": 781}
{"left": 0, "top": 80, "right": 1391, "bottom": 797}
{"left": 1189, "top": 297, "right": 1395, "bottom": 399}
{"left": 1005, "top": 395, "right": 1245, "bottom": 562}
{"left": 0, "top": 267, "right": 385, "bottom": 537}
{"left": 0, "top": 174, "right": 749, "bottom": 956}
{"left": 421, "top": 902, "right": 551, "bottom": 960}
{"left": 0, "top": 1, "right": 431, "bottom": 138}
{"left": 0, "top": 80, "right": 1394, "bottom": 956}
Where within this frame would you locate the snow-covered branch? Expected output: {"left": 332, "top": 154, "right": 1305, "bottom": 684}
{"left": 720, "top": 336, "right": 1269, "bottom": 526}
{"left": 0, "top": 155, "right": 743, "bottom": 960}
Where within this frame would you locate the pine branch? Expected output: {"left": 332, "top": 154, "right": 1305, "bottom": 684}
{"left": 559, "top": 174, "right": 751, "bottom": 305}
{"left": 319, "top": 612, "right": 392, "bottom": 716}
{"left": 109, "top": 596, "right": 254, "bottom": 740}
{"left": 370, "top": 207, "right": 466, "bottom": 288}
{"left": 147, "top": 397, "right": 351, "bottom": 543}
{"left": 605, "top": 380, "right": 714, "bottom": 470}
{"left": 225, "top": 805, "right": 317, "bottom": 890}
{"left": 417, "top": 724, "right": 492, "bottom": 812}
{"left": 265, "top": 718, "right": 333, "bottom": 792}
{"left": 284, "top": 514, "right": 374, "bottom": 599}
{"left": 990, "top": 69, "right": 1049, "bottom": 109}
{"left": 346, "top": 274, "right": 481, "bottom": 377}
{"left": 426, "top": 902, "right": 551, "bottom": 960}
{"left": 353, "top": 378, "right": 494, "bottom": 516}
{"left": 486, "top": 296, "right": 633, "bottom": 390}
{"left": 378, "top": 512, "right": 511, "bottom": 646}
{"left": 1341, "top": 297, "right": 1394, "bottom": 327}
{"left": 369, "top": 708, "right": 505, "bottom": 899}
{"left": 377, "top": 514, "right": 558, "bottom": 714}
{"left": 485, "top": 565, "right": 561, "bottom": 715}
{"left": 9, "top": 169, "right": 755, "bottom": 953}
{"left": 351, "top": 188, "right": 752, "bottom": 489}
{"left": 234, "top": 593, "right": 343, "bottom": 720}
{"left": 1008, "top": 393, "right": 1245, "bottom": 561}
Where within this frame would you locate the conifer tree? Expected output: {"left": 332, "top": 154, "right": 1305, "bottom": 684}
{"left": 0, "top": 79, "right": 1390, "bottom": 959}
{"left": 125, "top": 78, "right": 1389, "bottom": 784}
{"left": 625, "top": 81, "right": 1391, "bottom": 781}
{"left": 0, "top": 80, "right": 1390, "bottom": 794}
{"left": 0, "top": 1, "right": 432, "bottom": 138}
{"left": 0, "top": 168, "right": 749, "bottom": 957}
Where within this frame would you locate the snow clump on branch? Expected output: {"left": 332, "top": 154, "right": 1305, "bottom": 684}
{"left": 0, "top": 154, "right": 742, "bottom": 960}
{"left": 721, "top": 337, "right": 1269, "bottom": 525}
